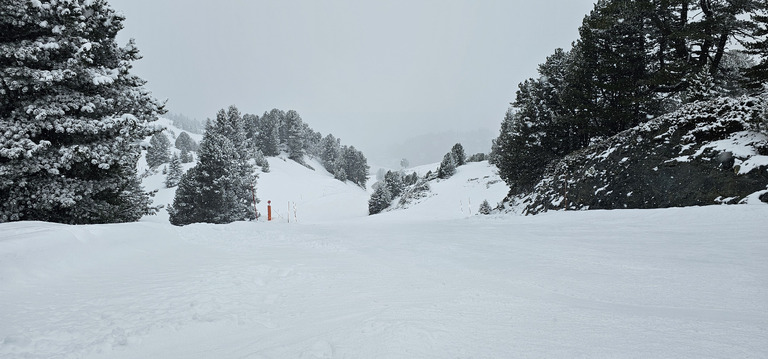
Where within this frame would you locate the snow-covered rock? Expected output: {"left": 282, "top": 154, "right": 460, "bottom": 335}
{"left": 510, "top": 96, "right": 768, "bottom": 214}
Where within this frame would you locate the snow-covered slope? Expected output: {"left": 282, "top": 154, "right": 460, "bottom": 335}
{"left": 140, "top": 119, "right": 504, "bottom": 224}
{"left": 138, "top": 117, "right": 203, "bottom": 175}
{"left": 256, "top": 156, "right": 369, "bottom": 223}
{"left": 138, "top": 118, "right": 371, "bottom": 224}
{"left": 378, "top": 161, "right": 508, "bottom": 221}
{"left": 1, "top": 205, "right": 766, "bottom": 358}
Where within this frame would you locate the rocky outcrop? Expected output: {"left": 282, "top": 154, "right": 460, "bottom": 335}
{"left": 507, "top": 96, "right": 768, "bottom": 215}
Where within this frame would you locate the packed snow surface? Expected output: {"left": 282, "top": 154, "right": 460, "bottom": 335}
{"left": 2, "top": 204, "right": 767, "bottom": 358}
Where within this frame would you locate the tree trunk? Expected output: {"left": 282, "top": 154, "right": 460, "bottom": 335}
{"left": 710, "top": 31, "right": 729, "bottom": 76}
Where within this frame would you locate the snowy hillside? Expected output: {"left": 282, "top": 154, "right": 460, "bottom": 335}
{"left": 377, "top": 161, "right": 508, "bottom": 220}
{"left": 138, "top": 118, "right": 370, "bottom": 224}
{"left": 255, "top": 156, "right": 369, "bottom": 223}
{"left": 140, "top": 119, "right": 505, "bottom": 224}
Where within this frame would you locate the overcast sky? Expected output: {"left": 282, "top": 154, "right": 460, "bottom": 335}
{"left": 109, "top": 0, "right": 597, "bottom": 164}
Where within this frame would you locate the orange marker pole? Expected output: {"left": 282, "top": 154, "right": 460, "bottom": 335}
{"left": 267, "top": 200, "right": 272, "bottom": 221}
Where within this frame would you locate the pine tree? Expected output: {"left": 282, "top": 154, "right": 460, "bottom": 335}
{"left": 168, "top": 127, "right": 257, "bottom": 226}
{"left": 478, "top": 200, "right": 492, "bottom": 215}
{"left": 253, "top": 148, "right": 270, "bottom": 172}
{"left": 175, "top": 131, "right": 198, "bottom": 152}
{"left": 302, "top": 122, "right": 322, "bottom": 158}
{"left": 684, "top": 66, "right": 717, "bottom": 103}
{"left": 450, "top": 143, "right": 466, "bottom": 166}
{"left": 165, "top": 153, "right": 183, "bottom": 188}
{"left": 384, "top": 171, "right": 404, "bottom": 198}
{"left": 212, "top": 106, "right": 249, "bottom": 160}
{"left": 403, "top": 172, "right": 419, "bottom": 186}
{"left": 146, "top": 133, "right": 171, "bottom": 168}
{"left": 320, "top": 134, "right": 341, "bottom": 170}
{"left": 565, "top": 1, "right": 658, "bottom": 139}
{"left": 0, "top": 0, "right": 163, "bottom": 223}
{"left": 742, "top": 10, "right": 768, "bottom": 91}
{"left": 255, "top": 109, "right": 281, "bottom": 156}
{"left": 493, "top": 111, "right": 525, "bottom": 191}
{"left": 368, "top": 185, "right": 392, "bottom": 215}
{"left": 492, "top": 47, "right": 581, "bottom": 194}
{"left": 284, "top": 110, "right": 305, "bottom": 162}
{"left": 180, "top": 148, "right": 194, "bottom": 163}
{"left": 242, "top": 113, "right": 259, "bottom": 144}
{"left": 467, "top": 153, "right": 487, "bottom": 162}
{"left": 333, "top": 166, "right": 347, "bottom": 182}
{"left": 339, "top": 146, "right": 369, "bottom": 187}
{"left": 438, "top": 152, "right": 456, "bottom": 179}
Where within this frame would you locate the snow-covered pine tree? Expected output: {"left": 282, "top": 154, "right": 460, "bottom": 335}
{"left": 478, "top": 200, "right": 492, "bottom": 215}
{"left": 217, "top": 106, "right": 257, "bottom": 191}
{"left": 467, "top": 153, "right": 487, "bottom": 162}
{"left": 180, "top": 148, "right": 194, "bottom": 163}
{"left": 253, "top": 148, "right": 270, "bottom": 172}
{"left": 242, "top": 113, "right": 259, "bottom": 145}
{"left": 742, "top": 9, "right": 768, "bottom": 91}
{"left": 146, "top": 132, "right": 171, "bottom": 168}
{"left": 284, "top": 110, "right": 305, "bottom": 162}
{"left": 302, "top": 122, "right": 322, "bottom": 158}
{"left": 255, "top": 109, "right": 281, "bottom": 156}
{"left": 684, "top": 66, "right": 717, "bottom": 103}
{"left": 451, "top": 143, "right": 466, "bottom": 166}
{"left": 492, "top": 49, "right": 581, "bottom": 194}
{"left": 565, "top": 1, "right": 655, "bottom": 139}
{"left": 320, "top": 134, "right": 341, "bottom": 170}
{"left": 174, "top": 131, "right": 198, "bottom": 152}
{"left": 165, "top": 153, "right": 183, "bottom": 188}
{"left": 403, "top": 172, "right": 419, "bottom": 186}
{"left": 368, "top": 185, "right": 392, "bottom": 215}
{"left": 333, "top": 166, "right": 347, "bottom": 182}
{"left": 384, "top": 170, "right": 404, "bottom": 198}
{"left": 213, "top": 106, "right": 249, "bottom": 159}
{"left": 438, "top": 152, "right": 457, "bottom": 179}
{"left": 0, "top": 0, "right": 164, "bottom": 223}
{"left": 339, "top": 145, "right": 369, "bottom": 187}
{"left": 168, "top": 123, "right": 257, "bottom": 226}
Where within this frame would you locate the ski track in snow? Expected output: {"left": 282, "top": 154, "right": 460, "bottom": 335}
{"left": 1, "top": 205, "right": 767, "bottom": 358}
